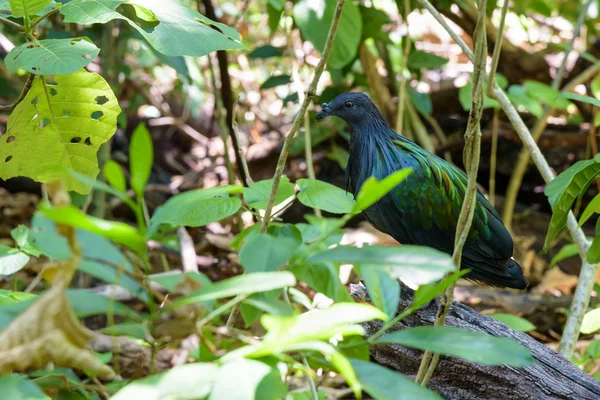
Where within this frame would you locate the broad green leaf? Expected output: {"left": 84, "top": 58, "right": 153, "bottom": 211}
{"left": 60, "top": 0, "right": 244, "bottom": 57}
{"left": 172, "top": 271, "right": 296, "bottom": 307}
{"left": 11, "top": 224, "right": 42, "bottom": 256}
{"left": 288, "top": 390, "right": 327, "bottom": 400}
{"left": 588, "top": 219, "right": 600, "bottom": 264}
{"left": 507, "top": 85, "right": 543, "bottom": 118}
{"left": 592, "top": 74, "right": 600, "bottom": 100}
{"left": 309, "top": 245, "right": 456, "bottom": 285}
{"left": 289, "top": 261, "right": 353, "bottom": 302}
{"left": 0, "top": 374, "right": 49, "bottom": 400}
{"left": 544, "top": 158, "right": 600, "bottom": 247}
{"left": 581, "top": 308, "right": 600, "bottom": 334}
{"left": 549, "top": 243, "right": 580, "bottom": 267}
{"left": 293, "top": 0, "right": 362, "bottom": 69}
{"left": 243, "top": 177, "right": 294, "bottom": 210}
{"left": 353, "top": 168, "right": 412, "bottom": 212}
{"left": 407, "top": 50, "right": 448, "bottom": 70}
{"left": 524, "top": 80, "right": 572, "bottom": 110}
{"left": 0, "top": 244, "right": 30, "bottom": 275}
{"left": 379, "top": 326, "right": 532, "bottom": 367}
{"left": 359, "top": 266, "right": 399, "bottom": 319}
{"left": 359, "top": 6, "right": 391, "bottom": 42}
{"left": 297, "top": 178, "right": 355, "bottom": 214}
{"left": 412, "top": 269, "right": 469, "bottom": 310}
{"left": 490, "top": 313, "right": 536, "bottom": 332}
{"left": 210, "top": 359, "right": 285, "bottom": 400}
{"left": 409, "top": 87, "right": 433, "bottom": 116}
{"left": 147, "top": 185, "right": 243, "bottom": 237}
{"left": 459, "top": 81, "right": 499, "bottom": 110}
{"left": 268, "top": 223, "right": 303, "bottom": 243}
{"left": 587, "top": 339, "right": 600, "bottom": 358}
{"left": 0, "top": 289, "right": 37, "bottom": 305}
{"left": 260, "top": 74, "right": 291, "bottom": 89}
{"left": 6, "top": 38, "right": 99, "bottom": 75}
{"left": 248, "top": 45, "right": 283, "bottom": 59}
{"left": 78, "top": 259, "right": 147, "bottom": 302}
{"left": 560, "top": 92, "right": 600, "bottom": 108}
{"left": 243, "top": 296, "right": 294, "bottom": 317}
{"left": 111, "top": 362, "right": 218, "bottom": 400}
{"left": 68, "top": 169, "right": 133, "bottom": 207}
{"left": 149, "top": 271, "right": 212, "bottom": 293}
{"left": 8, "top": 0, "right": 51, "bottom": 17}
{"left": 129, "top": 123, "right": 153, "bottom": 196}
{"left": 297, "top": 215, "right": 345, "bottom": 245}
{"left": 267, "top": 2, "right": 282, "bottom": 32}
{"left": 102, "top": 322, "right": 150, "bottom": 340}
{"left": 39, "top": 203, "right": 145, "bottom": 254}
{"left": 103, "top": 160, "right": 126, "bottom": 192}
{"left": 0, "top": 70, "right": 121, "bottom": 194}
{"left": 351, "top": 359, "right": 442, "bottom": 400}
{"left": 239, "top": 234, "right": 300, "bottom": 273}
{"left": 580, "top": 193, "right": 600, "bottom": 227}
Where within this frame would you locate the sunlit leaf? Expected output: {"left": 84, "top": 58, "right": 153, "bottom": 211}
{"left": 297, "top": 179, "right": 355, "bottom": 214}
{"left": 353, "top": 168, "right": 412, "bottom": 212}
{"left": 243, "top": 177, "right": 294, "bottom": 210}
{"left": 129, "top": 123, "right": 153, "bottom": 197}
{"left": 239, "top": 234, "right": 300, "bottom": 273}
{"left": 490, "top": 313, "right": 536, "bottom": 332}
{"left": 359, "top": 266, "right": 399, "bottom": 319}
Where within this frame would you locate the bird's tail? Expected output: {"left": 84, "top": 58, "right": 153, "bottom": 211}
{"left": 464, "top": 257, "right": 529, "bottom": 290}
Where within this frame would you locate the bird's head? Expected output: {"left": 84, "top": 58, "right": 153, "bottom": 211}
{"left": 315, "top": 92, "right": 386, "bottom": 129}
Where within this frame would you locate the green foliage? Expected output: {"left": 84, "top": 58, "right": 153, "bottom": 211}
{"left": 581, "top": 308, "right": 600, "bottom": 334}
{"left": 459, "top": 75, "right": 507, "bottom": 111}
{"left": 8, "top": 0, "right": 51, "bottom": 17}
{"left": 523, "top": 80, "right": 572, "bottom": 110}
{"left": 0, "top": 374, "right": 49, "bottom": 400}
{"left": 409, "top": 87, "right": 433, "bottom": 115}
{"left": 293, "top": 0, "right": 362, "bottom": 69}
{"left": 407, "top": 50, "right": 448, "bottom": 70}
{"left": 103, "top": 160, "right": 126, "bottom": 192}
{"left": 359, "top": 266, "right": 400, "bottom": 319}
{"left": 248, "top": 45, "right": 284, "bottom": 59}
{"left": 297, "top": 178, "right": 355, "bottom": 214}
{"left": 587, "top": 219, "right": 600, "bottom": 264}
{"left": 579, "top": 193, "right": 600, "bottom": 226}
{"left": 507, "top": 85, "right": 544, "bottom": 118}
{"left": 129, "top": 123, "right": 153, "bottom": 197}
{"left": 239, "top": 233, "right": 300, "bottom": 272}
{"left": 0, "top": 70, "right": 121, "bottom": 194}
{"left": 412, "top": 269, "right": 469, "bottom": 310}
{"left": 490, "top": 313, "right": 536, "bottom": 332}
{"left": 379, "top": 326, "right": 533, "bottom": 367}
{"left": 549, "top": 243, "right": 580, "bottom": 267}
{"left": 210, "top": 359, "right": 286, "bottom": 400}
{"left": 260, "top": 74, "right": 292, "bottom": 89}
{"left": 309, "top": 245, "right": 456, "bottom": 285}
{"left": 0, "top": 244, "right": 30, "bottom": 276}
{"left": 243, "top": 177, "right": 295, "bottom": 210}
{"left": 560, "top": 92, "right": 600, "bottom": 108}
{"left": 353, "top": 168, "right": 412, "bottom": 212}
{"left": 544, "top": 156, "right": 600, "bottom": 248}
{"left": 6, "top": 38, "right": 99, "bottom": 75}
{"left": 60, "top": 0, "right": 245, "bottom": 57}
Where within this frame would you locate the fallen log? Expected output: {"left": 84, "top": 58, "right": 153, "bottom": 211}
{"left": 349, "top": 283, "right": 600, "bottom": 400}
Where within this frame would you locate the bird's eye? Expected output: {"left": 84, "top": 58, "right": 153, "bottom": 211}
{"left": 345, "top": 101, "right": 353, "bottom": 108}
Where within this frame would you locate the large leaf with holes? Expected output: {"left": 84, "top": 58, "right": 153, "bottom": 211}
{"left": 60, "top": 0, "right": 244, "bottom": 57}
{"left": 5, "top": 37, "right": 99, "bottom": 75}
{"left": 0, "top": 70, "right": 120, "bottom": 194}
{"left": 8, "top": 0, "right": 51, "bottom": 17}
{"left": 293, "top": 0, "right": 362, "bottom": 69}
{"left": 544, "top": 156, "right": 600, "bottom": 248}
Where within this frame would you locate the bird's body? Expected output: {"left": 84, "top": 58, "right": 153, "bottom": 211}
{"left": 316, "top": 92, "right": 528, "bottom": 290}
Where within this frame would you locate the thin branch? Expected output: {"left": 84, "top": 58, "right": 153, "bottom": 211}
{"left": 395, "top": 0, "right": 412, "bottom": 133}
{"left": 30, "top": 7, "right": 59, "bottom": 31}
{"left": 486, "top": 0, "right": 509, "bottom": 97}
{"left": 0, "top": 73, "right": 34, "bottom": 113}
{"left": 259, "top": 0, "right": 347, "bottom": 233}
{"left": 416, "top": 0, "right": 487, "bottom": 386}
{"left": 489, "top": 109, "right": 499, "bottom": 206}
{"left": 0, "top": 16, "right": 23, "bottom": 31}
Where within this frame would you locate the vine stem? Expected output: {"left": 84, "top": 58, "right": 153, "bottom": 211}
{"left": 415, "top": 0, "right": 486, "bottom": 386}
{"left": 259, "top": 0, "right": 347, "bottom": 233}
{"left": 0, "top": 16, "right": 23, "bottom": 30}
{"left": 418, "top": 0, "right": 596, "bottom": 360}
{"left": 395, "top": 0, "right": 412, "bottom": 133}
{"left": 486, "top": 0, "right": 509, "bottom": 96}
{"left": 501, "top": 0, "right": 595, "bottom": 229}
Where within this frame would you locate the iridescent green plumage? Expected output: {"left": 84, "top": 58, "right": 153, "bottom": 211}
{"left": 317, "top": 92, "right": 527, "bottom": 289}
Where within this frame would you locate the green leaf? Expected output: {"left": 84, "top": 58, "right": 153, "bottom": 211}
{"left": 147, "top": 185, "right": 243, "bottom": 238}
{"left": 0, "top": 245, "right": 30, "bottom": 275}
{"left": 11, "top": 224, "right": 42, "bottom": 256}
{"left": 297, "top": 178, "right": 355, "bottom": 214}
{"left": 507, "top": 85, "right": 543, "bottom": 118}
{"left": 6, "top": 38, "right": 99, "bottom": 75}
{"left": 591, "top": 74, "right": 600, "bottom": 100}
{"left": 289, "top": 261, "right": 353, "bottom": 302}
{"left": 267, "top": 2, "right": 282, "bottom": 32}
{"left": 580, "top": 193, "right": 600, "bottom": 227}
{"left": 412, "top": 269, "right": 469, "bottom": 310}
{"left": 0, "top": 70, "right": 121, "bottom": 194}
{"left": 78, "top": 259, "right": 148, "bottom": 302}
{"left": 293, "top": 0, "right": 362, "bottom": 69}
{"left": 103, "top": 160, "right": 126, "bottom": 192}
{"left": 588, "top": 219, "right": 600, "bottom": 264}
{"left": 490, "top": 313, "right": 536, "bottom": 332}
{"left": 549, "top": 243, "right": 580, "bottom": 267}
{"left": 359, "top": 266, "right": 399, "bottom": 319}
{"left": 112, "top": 362, "right": 218, "bottom": 400}
{"left": 379, "top": 326, "right": 532, "bottom": 367}
{"left": 326, "top": 144, "right": 349, "bottom": 169}
{"left": 210, "top": 359, "right": 285, "bottom": 400}
{"left": 60, "top": 0, "right": 244, "bottom": 57}
{"left": 353, "top": 168, "right": 412, "bottom": 212}
{"left": 524, "top": 80, "right": 572, "bottom": 110}
{"left": 0, "top": 289, "right": 37, "bottom": 305}
{"left": 243, "top": 177, "right": 294, "bottom": 210}
{"left": 581, "top": 308, "right": 600, "bottom": 334}
{"left": 102, "top": 322, "right": 150, "bottom": 340}
{"left": 359, "top": 6, "right": 391, "bottom": 41}
{"left": 351, "top": 359, "right": 442, "bottom": 400}
{"left": 67, "top": 169, "right": 133, "bottom": 208}
{"left": 172, "top": 271, "right": 297, "bottom": 307}
{"left": 239, "top": 234, "right": 300, "bottom": 273}
{"left": 8, "top": 0, "right": 51, "bottom": 17}
{"left": 560, "top": 92, "right": 600, "bottom": 108}
{"left": 268, "top": 223, "right": 303, "bottom": 243}
{"left": 409, "top": 87, "right": 433, "bottom": 116}
{"left": 260, "top": 74, "right": 291, "bottom": 90}
{"left": 149, "top": 271, "right": 212, "bottom": 293}
{"left": 0, "top": 374, "right": 49, "bottom": 400}
{"left": 544, "top": 158, "right": 600, "bottom": 247}
{"left": 248, "top": 45, "right": 283, "bottom": 59}
{"left": 129, "top": 123, "right": 153, "bottom": 196}
{"left": 39, "top": 203, "right": 145, "bottom": 254}
{"left": 459, "top": 81, "right": 499, "bottom": 110}
{"left": 309, "top": 245, "right": 456, "bottom": 285}
{"left": 407, "top": 50, "right": 448, "bottom": 70}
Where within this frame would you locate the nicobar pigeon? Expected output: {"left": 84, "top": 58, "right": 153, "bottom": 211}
{"left": 315, "top": 92, "right": 528, "bottom": 290}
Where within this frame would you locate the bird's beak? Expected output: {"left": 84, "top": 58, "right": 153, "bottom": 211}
{"left": 315, "top": 103, "right": 331, "bottom": 121}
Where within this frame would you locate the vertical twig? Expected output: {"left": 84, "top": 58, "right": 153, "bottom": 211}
{"left": 395, "top": 0, "right": 412, "bottom": 133}
{"left": 259, "top": 0, "right": 348, "bottom": 233}
{"left": 486, "top": 0, "right": 509, "bottom": 96}
{"left": 416, "top": 0, "right": 486, "bottom": 386}
{"left": 489, "top": 109, "right": 499, "bottom": 206}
